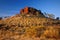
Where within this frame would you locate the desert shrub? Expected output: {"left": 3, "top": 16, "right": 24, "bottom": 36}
{"left": 56, "top": 17, "right": 60, "bottom": 20}
{"left": 0, "top": 24, "right": 10, "bottom": 31}
{"left": 4, "top": 16, "right": 10, "bottom": 18}
{"left": 0, "top": 17, "right": 2, "bottom": 20}
{"left": 0, "top": 24, "right": 6, "bottom": 29}
{"left": 2, "top": 38, "right": 15, "bottom": 40}
{"left": 18, "top": 24, "right": 24, "bottom": 28}
{"left": 4, "top": 25, "right": 10, "bottom": 31}
{"left": 43, "top": 27, "right": 59, "bottom": 38}
{"left": 58, "top": 28, "right": 60, "bottom": 37}
{"left": 25, "top": 26, "right": 37, "bottom": 37}
{"left": 0, "top": 24, "right": 4, "bottom": 27}
{"left": 9, "top": 26, "right": 25, "bottom": 35}
{"left": 17, "top": 28, "right": 25, "bottom": 35}
{"left": 35, "top": 26, "right": 46, "bottom": 37}
{"left": 52, "top": 21, "right": 60, "bottom": 25}
{"left": 24, "top": 26, "right": 46, "bottom": 38}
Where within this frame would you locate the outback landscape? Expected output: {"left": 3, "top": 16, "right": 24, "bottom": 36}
{"left": 0, "top": 7, "right": 60, "bottom": 40}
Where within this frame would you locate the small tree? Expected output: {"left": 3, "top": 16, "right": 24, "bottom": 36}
{"left": 44, "top": 12, "right": 48, "bottom": 18}
{"left": 56, "top": 17, "right": 60, "bottom": 20}
{"left": 47, "top": 14, "right": 55, "bottom": 19}
{"left": 44, "top": 13, "right": 55, "bottom": 19}
{"left": 0, "top": 17, "right": 2, "bottom": 20}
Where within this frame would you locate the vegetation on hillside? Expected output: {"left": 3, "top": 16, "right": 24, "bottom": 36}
{"left": 0, "top": 7, "right": 60, "bottom": 40}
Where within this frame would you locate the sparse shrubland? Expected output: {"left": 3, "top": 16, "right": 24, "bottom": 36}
{"left": 0, "top": 7, "right": 60, "bottom": 40}
{"left": 0, "top": 15, "right": 60, "bottom": 40}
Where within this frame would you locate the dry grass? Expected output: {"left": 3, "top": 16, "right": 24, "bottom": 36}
{"left": 0, "top": 15, "right": 60, "bottom": 40}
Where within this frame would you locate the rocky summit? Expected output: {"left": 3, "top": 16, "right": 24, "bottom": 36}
{"left": 0, "top": 7, "right": 60, "bottom": 40}
{"left": 20, "top": 7, "right": 45, "bottom": 17}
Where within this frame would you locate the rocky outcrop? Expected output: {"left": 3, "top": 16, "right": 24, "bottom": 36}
{"left": 20, "top": 7, "right": 29, "bottom": 14}
{"left": 20, "top": 7, "right": 45, "bottom": 17}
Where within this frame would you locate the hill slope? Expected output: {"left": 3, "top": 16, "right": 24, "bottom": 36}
{"left": 0, "top": 7, "right": 60, "bottom": 40}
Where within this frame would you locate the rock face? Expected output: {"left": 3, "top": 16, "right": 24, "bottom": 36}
{"left": 20, "top": 7, "right": 45, "bottom": 17}
{"left": 20, "top": 7, "right": 29, "bottom": 14}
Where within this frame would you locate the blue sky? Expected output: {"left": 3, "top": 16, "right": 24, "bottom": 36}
{"left": 0, "top": 0, "right": 60, "bottom": 17}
